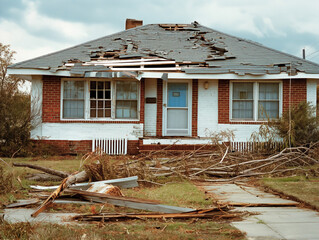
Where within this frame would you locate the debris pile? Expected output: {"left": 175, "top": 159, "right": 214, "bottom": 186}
{"left": 116, "top": 143, "right": 319, "bottom": 181}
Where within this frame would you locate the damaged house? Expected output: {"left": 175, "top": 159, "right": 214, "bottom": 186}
{"left": 8, "top": 19, "right": 319, "bottom": 154}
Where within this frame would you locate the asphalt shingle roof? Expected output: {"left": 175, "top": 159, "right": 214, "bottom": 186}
{"left": 9, "top": 23, "right": 319, "bottom": 75}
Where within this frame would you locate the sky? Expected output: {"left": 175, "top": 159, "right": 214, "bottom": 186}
{"left": 1, "top": 0, "right": 319, "bottom": 65}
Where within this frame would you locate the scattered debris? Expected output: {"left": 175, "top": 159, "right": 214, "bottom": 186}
{"left": 6, "top": 199, "right": 40, "bottom": 208}
{"left": 73, "top": 206, "right": 243, "bottom": 222}
{"left": 30, "top": 176, "right": 138, "bottom": 190}
{"left": 12, "top": 162, "right": 69, "bottom": 178}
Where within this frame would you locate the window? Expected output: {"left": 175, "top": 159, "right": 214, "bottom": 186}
{"left": 258, "top": 83, "right": 279, "bottom": 119}
{"left": 116, "top": 82, "right": 138, "bottom": 118}
{"left": 232, "top": 83, "right": 253, "bottom": 119}
{"left": 63, "top": 81, "right": 84, "bottom": 119}
{"left": 90, "top": 81, "right": 111, "bottom": 118}
{"left": 231, "top": 82, "right": 280, "bottom": 121}
{"left": 62, "top": 79, "right": 139, "bottom": 120}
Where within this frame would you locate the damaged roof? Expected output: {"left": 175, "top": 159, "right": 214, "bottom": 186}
{"left": 9, "top": 22, "right": 319, "bottom": 76}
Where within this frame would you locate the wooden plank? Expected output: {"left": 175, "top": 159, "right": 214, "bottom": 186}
{"left": 73, "top": 207, "right": 238, "bottom": 222}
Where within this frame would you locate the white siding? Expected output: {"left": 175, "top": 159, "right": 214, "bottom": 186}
{"left": 144, "top": 78, "right": 157, "bottom": 136}
{"left": 218, "top": 124, "right": 261, "bottom": 141}
{"left": 307, "top": 79, "right": 317, "bottom": 112}
{"left": 197, "top": 79, "right": 262, "bottom": 141}
{"left": 197, "top": 79, "right": 218, "bottom": 137}
{"left": 33, "top": 123, "right": 143, "bottom": 140}
{"left": 30, "top": 77, "right": 43, "bottom": 139}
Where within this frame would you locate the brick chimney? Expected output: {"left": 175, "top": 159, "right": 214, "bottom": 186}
{"left": 125, "top": 19, "right": 143, "bottom": 30}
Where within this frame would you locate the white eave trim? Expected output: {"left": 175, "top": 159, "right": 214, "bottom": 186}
{"left": 7, "top": 68, "right": 71, "bottom": 77}
{"left": 7, "top": 68, "right": 319, "bottom": 80}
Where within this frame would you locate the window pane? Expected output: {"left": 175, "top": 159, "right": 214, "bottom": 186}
{"left": 63, "top": 81, "right": 84, "bottom": 99}
{"left": 232, "top": 100, "right": 253, "bottom": 119}
{"left": 116, "top": 100, "right": 138, "bottom": 119}
{"left": 258, "top": 101, "right": 279, "bottom": 119}
{"left": 90, "top": 109, "right": 96, "bottom": 118}
{"left": 105, "top": 90, "right": 111, "bottom": 99}
{"left": 105, "top": 100, "right": 111, "bottom": 108}
{"left": 259, "top": 83, "right": 279, "bottom": 100}
{"left": 233, "top": 83, "right": 253, "bottom": 99}
{"left": 63, "top": 81, "right": 84, "bottom": 119}
{"left": 105, "top": 109, "right": 111, "bottom": 117}
{"left": 63, "top": 100, "right": 84, "bottom": 118}
{"left": 116, "top": 82, "right": 138, "bottom": 119}
{"left": 89, "top": 81, "right": 112, "bottom": 118}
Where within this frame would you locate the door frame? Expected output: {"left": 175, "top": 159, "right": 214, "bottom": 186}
{"left": 162, "top": 79, "right": 192, "bottom": 136}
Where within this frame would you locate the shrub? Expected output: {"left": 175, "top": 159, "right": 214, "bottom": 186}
{"left": 271, "top": 102, "right": 319, "bottom": 146}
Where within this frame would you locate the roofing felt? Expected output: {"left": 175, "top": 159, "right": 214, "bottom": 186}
{"left": 9, "top": 22, "right": 319, "bottom": 75}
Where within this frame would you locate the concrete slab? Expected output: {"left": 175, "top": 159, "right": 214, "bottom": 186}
{"left": 267, "top": 223, "right": 319, "bottom": 240}
{"left": 204, "top": 184, "right": 296, "bottom": 204}
{"left": 201, "top": 183, "right": 319, "bottom": 240}
{"left": 231, "top": 221, "right": 283, "bottom": 240}
{"left": 4, "top": 208, "right": 77, "bottom": 224}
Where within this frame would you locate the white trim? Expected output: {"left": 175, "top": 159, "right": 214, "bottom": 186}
{"left": 143, "top": 138, "right": 212, "bottom": 145}
{"left": 8, "top": 68, "right": 319, "bottom": 80}
{"left": 229, "top": 80, "right": 283, "bottom": 122}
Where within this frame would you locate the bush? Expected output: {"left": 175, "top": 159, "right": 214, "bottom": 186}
{"left": 271, "top": 102, "right": 319, "bottom": 146}
{"left": 0, "top": 43, "right": 34, "bottom": 157}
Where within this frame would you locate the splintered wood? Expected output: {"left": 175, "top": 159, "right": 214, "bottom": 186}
{"left": 73, "top": 206, "right": 244, "bottom": 222}
{"left": 114, "top": 143, "right": 319, "bottom": 182}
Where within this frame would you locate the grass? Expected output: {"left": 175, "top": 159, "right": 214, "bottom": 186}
{"left": 0, "top": 220, "right": 245, "bottom": 240}
{"left": 124, "top": 181, "right": 212, "bottom": 209}
{"left": 261, "top": 176, "right": 319, "bottom": 210}
{"left": 0, "top": 156, "right": 82, "bottom": 207}
{"left": 0, "top": 156, "right": 247, "bottom": 239}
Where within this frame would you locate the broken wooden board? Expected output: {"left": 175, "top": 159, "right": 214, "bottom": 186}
{"left": 66, "top": 189, "right": 194, "bottom": 213}
{"left": 30, "top": 176, "right": 138, "bottom": 190}
{"left": 73, "top": 206, "right": 240, "bottom": 222}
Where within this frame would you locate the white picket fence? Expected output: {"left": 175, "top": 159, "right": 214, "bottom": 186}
{"left": 92, "top": 138, "right": 128, "bottom": 155}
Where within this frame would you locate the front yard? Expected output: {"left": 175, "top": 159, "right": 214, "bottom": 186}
{"left": 0, "top": 156, "right": 246, "bottom": 240}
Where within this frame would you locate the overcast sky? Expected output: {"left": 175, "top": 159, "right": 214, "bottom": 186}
{"left": 1, "top": 0, "right": 319, "bottom": 64}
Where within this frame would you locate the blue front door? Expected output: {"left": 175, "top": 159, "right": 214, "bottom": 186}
{"left": 166, "top": 83, "right": 189, "bottom": 136}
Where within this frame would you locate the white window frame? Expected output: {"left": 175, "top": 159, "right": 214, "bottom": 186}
{"left": 60, "top": 78, "right": 140, "bottom": 121}
{"left": 229, "top": 80, "right": 282, "bottom": 122}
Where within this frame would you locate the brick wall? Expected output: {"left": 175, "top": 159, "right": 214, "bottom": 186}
{"left": 218, "top": 79, "right": 307, "bottom": 124}
{"left": 283, "top": 79, "right": 307, "bottom": 112}
{"left": 156, "top": 79, "right": 163, "bottom": 137}
{"left": 218, "top": 80, "right": 230, "bottom": 124}
{"left": 140, "top": 79, "right": 145, "bottom": 124}
{"left": 36, "top": 139, "right": 139, "bottom": 155}
{"left": 42, "top": 76, "right": 61, "bottom": 122}
{"left": 192, "top": 79, "right": 198, "bottom": 137}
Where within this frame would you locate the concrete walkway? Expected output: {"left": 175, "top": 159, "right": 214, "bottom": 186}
{"left": 200, "top": 183, "right": 319, "bottom": 240}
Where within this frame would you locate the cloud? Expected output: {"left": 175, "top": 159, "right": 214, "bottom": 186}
{"left": 1, "top": 0, "right": 319, "bottom": 64}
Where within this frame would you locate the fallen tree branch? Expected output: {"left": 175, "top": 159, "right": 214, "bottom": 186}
{"left": 12, "top": 162, "right": 69, "bottom": 178}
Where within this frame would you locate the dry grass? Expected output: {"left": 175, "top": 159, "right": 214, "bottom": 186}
{"left": 0, "top": 220, "right": 245, "bottom": 240}
{"left": 262, "top": 175, "right": 319, "bottom": 210}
